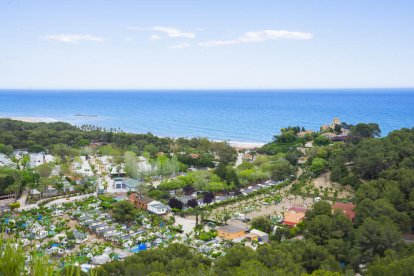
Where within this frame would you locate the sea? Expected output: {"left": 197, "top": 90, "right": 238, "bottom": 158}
{"left": 1, "top": 89, "right": 414, "bottom": 143}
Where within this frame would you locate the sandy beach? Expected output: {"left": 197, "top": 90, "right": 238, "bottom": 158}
{"left": 0, "top": 116, "right": 57, "bottom": 123}
{"left": 228, "top": 141, "right": 266, "bottom": 149}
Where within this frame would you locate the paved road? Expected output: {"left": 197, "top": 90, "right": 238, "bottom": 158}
{"left": 234, "top": 152, "right": 243, "bottom": 167}
{"left": 44, "top": 193, "right": 97, "bottom": 207}
{"left": 18, "top": 192, "right": 97, "bottom": 211}
{"left": 17, "top": 189, "right": 29, "bottom": 207}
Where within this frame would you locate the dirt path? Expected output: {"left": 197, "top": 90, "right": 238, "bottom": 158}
{"left": 312, "top": 171, "right": 352, "bottom": 198}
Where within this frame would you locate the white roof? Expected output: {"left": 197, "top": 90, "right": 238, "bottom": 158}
{"left": 0, "top": 153, "right": 15, "bottom": 166}
{"left": 250, "top": 229, "right": 268, "bottom": 237}
{"left": 30, "top": 189, "right": 41, "bottom": 195}
{"left": 91, "top": 253, "right": 111, "bottom": 265}
{"left": 147, "top": 200, "right": 169, "bottom": 209}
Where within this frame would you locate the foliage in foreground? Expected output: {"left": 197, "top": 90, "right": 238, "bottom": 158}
{"left": 0, "top": 234, "right": 92, "bottom": 276}
{"left": 95, "top": 241, "right": 414, "bottom": 276}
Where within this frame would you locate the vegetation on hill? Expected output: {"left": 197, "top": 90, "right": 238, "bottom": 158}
{"left": 1, "top": 119, "right": 414, "bottom": 275}
{"left": 96, "top": 123, "right": 414, "bottom": 275}
{"left": 0, "top": 119, "right": 237, "bottom": 197}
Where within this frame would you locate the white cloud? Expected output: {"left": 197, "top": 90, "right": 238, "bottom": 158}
{"left": 44, "top": 34, "right": 104, "bottom": 44}
{"left": 169, "top": 43, "right": 191, "bottom": 49}
{"left": 150, "top": 34, "right": 161, "bottom": 41}
{"left": 151, "top": 26, "right": 195, "bottom": 38}
{"left": 198, "top": 29, "right": 312, "bottom": 47}
{"left": 128, "top": 26, "right": 195, "bottom": 39}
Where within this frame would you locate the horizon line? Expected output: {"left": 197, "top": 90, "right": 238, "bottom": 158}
{"left": 0, "top": 87, "right": 414, "bottom": 92}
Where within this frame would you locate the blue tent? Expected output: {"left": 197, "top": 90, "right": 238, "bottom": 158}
{"left": 130, "top": 244, "right": 147, "bottom": 253}
{"left": 130, "top": 247, "right": 139, "bottom": 253}
{"left": 138, "top": 243, "right": 147, "bottom": 251}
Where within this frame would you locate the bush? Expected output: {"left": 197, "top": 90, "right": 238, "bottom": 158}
{"left": 198, "top": 230, "right": 217, "bottom": 241}
{"left": 168, "top": 197, "right": 183, "bottom": 210}
{"left": 310, "top": 158, "right": 327, "bottom": 176}
{"left": 314, "top": 135, "right": 330, "bottom": 146}
{"left": 250, "top": 216, "right": 272, "bottom": 233}
{"left": 9, "top": 202, "right": 20, "bottom": 210}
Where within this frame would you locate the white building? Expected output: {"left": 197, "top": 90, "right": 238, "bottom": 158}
{"left": 31, "top": 224, "right": 48, "bottom": 239}
{"left": 137, "top": 156, "right": 154, "bottom": 172}
{"left": 14, "top": 150, "right": 28, "bottom": 160}
{"left": 52, "top": 210, "right": 64, "bottom": 217}
{"left": 28, "top": 152, "right": 54, "bottom": 168}
{"left": 113, "top": 177, "right": 141, "bottom": 192}
{"left": 72, "top": 156, "right": 93, "bottom": 176}
{"left": 92, "top": 253, "right": 111, "bottom": 265}
{"left": 147, "top": 201, "right": 170, "bottom": 215}
{"left": 0, "top": 153, "right": 15, "bottom": 167}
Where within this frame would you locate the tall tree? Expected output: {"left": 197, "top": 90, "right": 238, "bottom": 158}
{"left": 112, "top": 200, "right": 138, "bottom": 223}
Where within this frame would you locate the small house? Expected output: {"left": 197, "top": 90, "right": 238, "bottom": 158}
{"left": 98, "top": 185, "right": 105, "bottom": 195}
{"left": 79, "top": 214, "right": 92, "bottom": 223}
{"left": 0, "top": 153, "right": 15, "bottom": 167}
{"left": 46, "top": 244, "right": 65, "bottom": 255}
{"left": 91, "top": 253, "right": 111, "bottom": 265}
{"left": 147, "top": 201, "right": 170, "bottom": 215}
{"left": 62, "top": 181, "right": 75, "bottom": 193}
{"left": 332, "top": 202, "right": 356, "bottom": 222}
{"left": 114, "top": 177, "right": 141, "bottom": 191}
{"left": 129, "top": 192, "right": 170, "bottom": 215}
{"left": 73, "top": 230, "right": 88, "bottom": 244}
{"left": 129, "top": 192, "right": 153, "bottom": 210}
{"left": 248, "top": 229, "right": 269, "bottom": 243}
{"left": 110, "top": 165, "right": 126, "bottom": 177}
{"left": 52, "top": 210, "right": 64, "bottom": 217}
{"left": 217, "top": 225, "right": 246, "bottom": 240}
{"left": 30, "top": 189, "right": 41, "bottom": 199}
{"left": 43, "top": 186, "right": 58, "bottom": 197}
{"left": 283, "top": 206, "right": 307, "bottom": 227}
{"left": 28, "top": 152, "right": 54, "bottom": 168}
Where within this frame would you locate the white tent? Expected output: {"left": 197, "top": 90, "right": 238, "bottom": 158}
{"left": 91, "top": 253, "right": 111, "bottom": 265}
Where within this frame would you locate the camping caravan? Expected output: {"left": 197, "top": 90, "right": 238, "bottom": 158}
{"left": 52, "top": 210, "right": 64, "bottom": 217}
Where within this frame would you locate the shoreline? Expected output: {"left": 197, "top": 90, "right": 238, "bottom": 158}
{"left": 1, "top": 116, "right": 266, "bottom": 149}
{"left": 0, "top": 116, "right": 57, "bottom": 123}
{"left": 226, "top": 141, "right": 265, "bottom": 149}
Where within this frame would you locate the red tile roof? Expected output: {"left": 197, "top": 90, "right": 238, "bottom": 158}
{"left": 283, "top": 207, "right": 307, "bottom": 227}
{"left": 288, "top": 206, "right": 307, "bottom": 213}
{"left": 282, "top": 221, "right": 298, "bottom": 227}
{"left": 332, "top": 203, "right": 356, "bottom": 222}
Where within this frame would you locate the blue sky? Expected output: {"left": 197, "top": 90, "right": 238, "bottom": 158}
{"left": 1, "top": 0, "right": 413, "bottom": 89}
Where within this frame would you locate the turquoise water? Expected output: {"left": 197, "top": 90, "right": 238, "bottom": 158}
{"left": 0, "top": 89, "right": 413, "bottom": 143}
